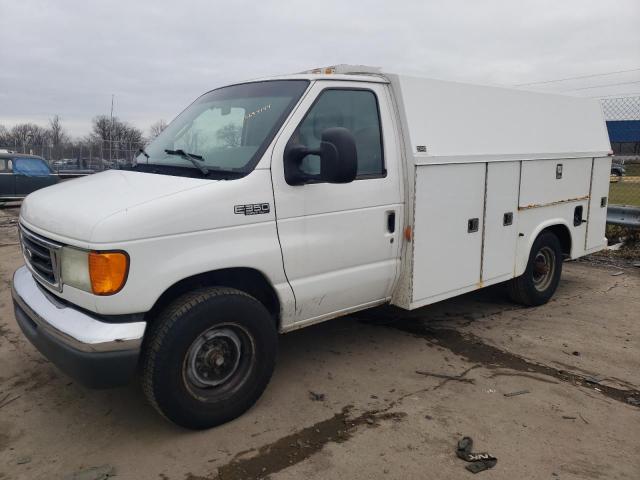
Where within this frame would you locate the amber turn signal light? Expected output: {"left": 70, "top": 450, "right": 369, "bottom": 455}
{"left": 88, "top": 251, "right": 129, "bottom": 295}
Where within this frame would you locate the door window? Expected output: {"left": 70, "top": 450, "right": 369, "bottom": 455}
{"left": 291, "top": 89, "right": 385, "bottom": 179}
{"left": 13, "top": 158, "right": 51, "bottom": 176}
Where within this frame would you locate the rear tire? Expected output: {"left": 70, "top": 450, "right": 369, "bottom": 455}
{"left": 508, "top": 231, "right": 563, "bottom": 306}
{"left": 141, "top": 287, "right": 277, "bottom": 430}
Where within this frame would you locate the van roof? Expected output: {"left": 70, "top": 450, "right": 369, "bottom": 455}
{"left": 0, "top": 152, "right": 46, "bottom": 160}
{"left": 251, "top": 64, "right": 389, "bottom": 83}
{"left": 253, "top": 64, "right": 611, "bottom": 163}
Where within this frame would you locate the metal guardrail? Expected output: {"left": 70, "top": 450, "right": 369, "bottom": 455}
{"left": 607, "top": 205, "right": 640, "bottom": 229}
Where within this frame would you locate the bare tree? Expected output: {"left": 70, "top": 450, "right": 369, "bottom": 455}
{"left": 90, "top": 115, "right": 144, "bottom": 164}
{"left": 0, "top": 124, "right": 8, "bottom": 147}
{"left": 8, "top": 123, "right": 50, "bottom": 153}
{"left": 49, "top": 115, "right": 68, "bottom": 160}
{"left": 90, "top": 115, "right": 112, "bottom": 144}
{"left": 148, "top": 120, "right": 168, "bottom": 140}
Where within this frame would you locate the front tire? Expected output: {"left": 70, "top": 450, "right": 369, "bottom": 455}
{"left": 508, "top": 231, "right": 563, "bottom": 306}
{"left": 141, "top": 287, "right": 277, "bottom": 430}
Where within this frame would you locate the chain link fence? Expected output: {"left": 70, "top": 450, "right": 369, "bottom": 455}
{"left": 601, "top": 96, "right": 640, "bottom": 208}
{"left": 609, "top": 164, "right": 640, "bottom": 207}
{"left": 601, "top": 96, "right": 640, "bottom": 121}
{"left": 1, "top": 140, "right": 139, "bottom": 174}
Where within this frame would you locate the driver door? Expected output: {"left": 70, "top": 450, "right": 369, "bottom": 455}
{"left": 271, "top": 81, "right": 403, "bottom": 326}
{"left": 0, "top": 159, "right": 15, "bottom": 198}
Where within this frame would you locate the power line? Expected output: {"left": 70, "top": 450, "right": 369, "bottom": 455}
{"left": 561, "top": 80, "right": 640, "bottom": 92}
{"left": 589, "top": 92, "right": 640, "bottom": 98}
{"left": 513, "top": 67, "right": 640, "bottom": 87}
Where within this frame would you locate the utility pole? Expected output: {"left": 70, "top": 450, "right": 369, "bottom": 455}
{"left": 109, "top": 94, "right": 115, "bottom": 170}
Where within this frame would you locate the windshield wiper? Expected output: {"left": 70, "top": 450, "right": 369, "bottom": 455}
{"left": 164, "top": 149, "right": 209, "bottom": 175}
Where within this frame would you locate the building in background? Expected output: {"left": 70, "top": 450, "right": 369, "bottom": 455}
{"left": 602, "top": 96, "right": 640, "bottom": 157}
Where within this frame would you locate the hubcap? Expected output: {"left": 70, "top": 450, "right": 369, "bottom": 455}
{"left": 185, "top": 327, "right": 243, "bottom": 388}
{"left": 532, "top": 246, "right": 556, "bottom": 292}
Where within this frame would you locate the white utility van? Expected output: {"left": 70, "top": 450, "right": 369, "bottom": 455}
{"left": 12, "top": 65, "right": 611, "bottom": 429}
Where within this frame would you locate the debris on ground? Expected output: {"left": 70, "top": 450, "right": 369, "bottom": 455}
{"left": 455, "top": 436, "right": 497, "bottom": 474}
{"left": 584, "top": 376, "right": 603, "bottom": 384}
{"left": 0, "top": 394, "right": 21, "bottom": 409}
{"left": 16, "top": 456, "right": 31, "bottom": 465}
{"left": 308, "top": 390, "right": 325, "bottom": 401}
{"left": 415, "top": 370, "right": 476, "bottom": 384}
{"left": 503, "top": 390, "right": 530, "bottom": 398}
{"left": 561, "top": 415, "right": 577, "bottom": 420}
{"left": 610, "top": 271, "right": 624, "bottom": 276}
{"left": 627, "top": 396, "right": 640, "bottom": 407}
{"left": 63, "top": 465, "right": 116, "bottom": 480}
{"left": 572, "top": 351, "right": 581, "bottom": 356}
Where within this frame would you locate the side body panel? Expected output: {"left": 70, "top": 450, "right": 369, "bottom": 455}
{"left": 0, "top": 172, "right": 14, "bottom": 198}
{"left": 397, "top": 157, "right": 599, "bottom": 310}
{"left": 482, "top": 161, "right": 520, "bottom": 282}
{"left": 519, "top": 158, "right": 592, "bottom": 208}
{"left": 387, "top": 74, "right": 611, "bottom": 163}
{"left": 411, "top": 163, "right": 485, "bottom": 304}
{"left": 585, "top": 157, "right": 612, "bottom": 251}
{"left": 14, "top": 174, "right": 58, "bottom": 196}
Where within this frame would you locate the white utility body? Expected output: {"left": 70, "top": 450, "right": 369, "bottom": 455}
{"left": 12, "top": 65, "right": 611, "bottom": 428}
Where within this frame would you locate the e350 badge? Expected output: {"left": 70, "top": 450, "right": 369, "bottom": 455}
{"left": 234, "top": 203, "right": 270, "bottom": 215}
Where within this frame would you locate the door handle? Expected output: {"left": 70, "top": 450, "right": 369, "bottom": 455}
{"left": 467, "top": 218, "right": 479, "bottom": 233}
{"left": 573, "top": 205, "right": 584, "bottom": 226}
{"left": 386, "top": 211, "right": 396, "bottom": 233}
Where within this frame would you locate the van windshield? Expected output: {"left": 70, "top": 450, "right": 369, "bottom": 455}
{"left": 140, "top": 80, "right": 309, "bottom": 177}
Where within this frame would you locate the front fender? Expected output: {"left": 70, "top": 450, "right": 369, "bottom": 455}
{"left": 92, "top": 221, "right": 293, "bottom": 316}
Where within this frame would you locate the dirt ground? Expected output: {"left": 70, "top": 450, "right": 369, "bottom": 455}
{"left": 1, "top": 205, "right": 639, "bottom": 480}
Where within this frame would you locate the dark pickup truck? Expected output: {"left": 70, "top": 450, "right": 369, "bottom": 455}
{"left": 0, "top": 153, "right": 58, "bottom": 201}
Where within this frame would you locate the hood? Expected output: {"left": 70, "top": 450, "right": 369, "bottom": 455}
{"left": 21, "top": 170, "right": 212, "bottom": 242}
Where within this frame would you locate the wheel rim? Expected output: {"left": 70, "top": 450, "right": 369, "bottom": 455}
{"left": 532, "top": 246, "right": 556, "bottom": 292}
{"left": 183, "top": 323, "right": 255, "bottom": 400}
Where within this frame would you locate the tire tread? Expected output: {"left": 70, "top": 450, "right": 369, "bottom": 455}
{"left": 140, "top": 287, "right": 261, "bottom": 426}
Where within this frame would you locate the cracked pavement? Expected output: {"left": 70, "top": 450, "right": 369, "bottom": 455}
{"left": 1, "top": 206, "right": 639, "bottom": 480}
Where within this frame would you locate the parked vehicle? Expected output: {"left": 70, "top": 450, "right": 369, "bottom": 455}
{"left": 611, "top": 162, "right": 626, "bottom": 177}
{"left": 0, "top": 153, "right": 58, "bottom": 201}
{"left": 12, "top": 65, "right": 611, "bottom": 429}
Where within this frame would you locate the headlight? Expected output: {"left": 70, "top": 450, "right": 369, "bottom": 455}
{"left": 61, "top": 247, "right": 129, "bottom": 295}
{"left": 61, "top": 247, "right": 91, "bottom": 292}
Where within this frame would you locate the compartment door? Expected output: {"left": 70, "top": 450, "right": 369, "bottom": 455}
{"left": 412, "top": 163, "right": 485, "bottom": 304}
{"left": 585, "top": 157, "right": 612, "bottom": 250}
{"left": 482, "top": 162, "right": 520, "bottom": 282}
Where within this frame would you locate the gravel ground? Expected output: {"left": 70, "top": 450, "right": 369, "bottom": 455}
{"left": 0, "top": 205, "right": 639, "bottom": 480}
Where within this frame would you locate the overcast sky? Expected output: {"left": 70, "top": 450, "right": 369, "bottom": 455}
{"left": 1, "top": 0, "right": 639, "bottom": 137}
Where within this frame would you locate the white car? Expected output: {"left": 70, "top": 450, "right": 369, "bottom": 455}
{"left": 12, "top": 65, "right": 611, "bottom": 429}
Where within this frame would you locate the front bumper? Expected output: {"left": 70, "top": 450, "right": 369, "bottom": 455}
{"left": 11, "top": 266, "right": 146, "bottom": 388}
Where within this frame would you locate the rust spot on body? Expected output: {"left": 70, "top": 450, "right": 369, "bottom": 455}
{"left": 518, "top": 195, "right": 590, "bottom": 211}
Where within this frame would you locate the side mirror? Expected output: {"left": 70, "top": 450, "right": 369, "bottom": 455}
{"left": 284, "top": 127, "right": 358, "bottom": 185}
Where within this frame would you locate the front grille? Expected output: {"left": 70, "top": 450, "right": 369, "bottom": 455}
{"left": 19, "top": 225, "right": 62, "bottom": 291}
